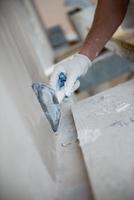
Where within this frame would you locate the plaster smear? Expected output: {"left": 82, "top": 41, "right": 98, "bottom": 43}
{"left": 78, "top": 129, "right": 101, "bottom": 146}
{"left": 115, "top": 103, "right": 130, "bottom": 113}
{"left": 91, "top": 95, "right": 131, "bottom": 115}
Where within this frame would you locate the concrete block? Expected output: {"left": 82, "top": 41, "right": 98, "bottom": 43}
{"left": 72, "top": 79, "right": 134, "bottom": 200}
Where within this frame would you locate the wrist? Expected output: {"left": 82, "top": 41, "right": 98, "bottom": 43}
{"left": 74, "top": 53, "right": 92, "bottom": 76}
{"left": 79, "top": 46, "right": 95, "bottom": 61}
{"left": 75, "top": 53, "right": 92, "bottom": 66}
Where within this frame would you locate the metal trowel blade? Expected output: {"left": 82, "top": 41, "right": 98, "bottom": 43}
{"left": 32, "top": 83, "right": 61, "bottom": 132}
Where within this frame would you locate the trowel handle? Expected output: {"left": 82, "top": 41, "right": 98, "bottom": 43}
{"left": 57, "top": 72, "right": 80, "bottom": 103}
{"left": 58, "top": 72, "right": 67, "bottom": 88}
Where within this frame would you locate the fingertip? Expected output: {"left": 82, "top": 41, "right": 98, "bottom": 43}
{"left": 64, "top": 75, "right": 75, "bottom": 97}
{"left": 73, "top": 80, "right": 80, "bottom": 91}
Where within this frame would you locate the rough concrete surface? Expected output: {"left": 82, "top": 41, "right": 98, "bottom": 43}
{"left": 72, "top": 79, "right": 134, "bottom": 200}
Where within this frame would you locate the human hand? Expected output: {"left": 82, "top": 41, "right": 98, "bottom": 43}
{"left": 50, "top": 53, "right": 92, "bottom": 103}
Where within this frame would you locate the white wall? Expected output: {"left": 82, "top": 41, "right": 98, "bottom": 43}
{"left": 0, "top": 1, "right": 56, "bottom": 199}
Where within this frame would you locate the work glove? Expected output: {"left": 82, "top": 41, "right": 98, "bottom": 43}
{"left": 50, "top": 53, "right": 92, "bottom": 103}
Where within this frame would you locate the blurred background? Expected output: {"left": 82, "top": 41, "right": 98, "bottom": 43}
{"left": 28, "top": 0, "right": 134, "bottom": 101}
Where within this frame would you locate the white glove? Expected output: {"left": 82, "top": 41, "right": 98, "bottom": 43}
{"left": 50, "top": 53, "right": 92, "bottom": 103}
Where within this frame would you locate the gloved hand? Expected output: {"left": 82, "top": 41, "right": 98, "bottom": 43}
{"left": 50, "top": 53, "right": 92, "bottom": 103}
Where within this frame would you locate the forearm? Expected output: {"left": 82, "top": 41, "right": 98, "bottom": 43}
{"left": 80, "top": 0, "right": 129, "bottom": 61}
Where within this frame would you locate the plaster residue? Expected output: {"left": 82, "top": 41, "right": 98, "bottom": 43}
{"left": 115, "top": 103, "right": 130, "bottom": 113}
{"left": 89, "top": 93, "right": 132, "bottom": 116}
{"left": 78, "top": 129, "right": 101, "bottom": 146}
{"left": 61, "top": 139, "right": 78, "bottom": 147}
{"left": 110, "top": 120, "right": 128, "bottom": 128}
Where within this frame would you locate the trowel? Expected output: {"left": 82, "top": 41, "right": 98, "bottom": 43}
{"left": 32, "top": 72, "right": 67, "bottom": 132}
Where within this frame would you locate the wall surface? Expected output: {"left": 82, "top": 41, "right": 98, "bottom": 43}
{"left": 0, "top": 1, "right": 91, "bottom": 200}
{"left": 0, "top": 1, "right": 56, "bottom": 199}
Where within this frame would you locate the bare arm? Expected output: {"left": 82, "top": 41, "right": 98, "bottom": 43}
{"left": 80, "top": 0, "right": 129, "bottom": 61}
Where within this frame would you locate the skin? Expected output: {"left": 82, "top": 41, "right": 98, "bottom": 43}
{"left": 80, "top": 0, "right": 129, "bottom": 61}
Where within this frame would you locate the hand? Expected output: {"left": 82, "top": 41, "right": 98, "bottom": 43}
{"left": 50, "top": 53, "right": 92, "bottom": 103}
